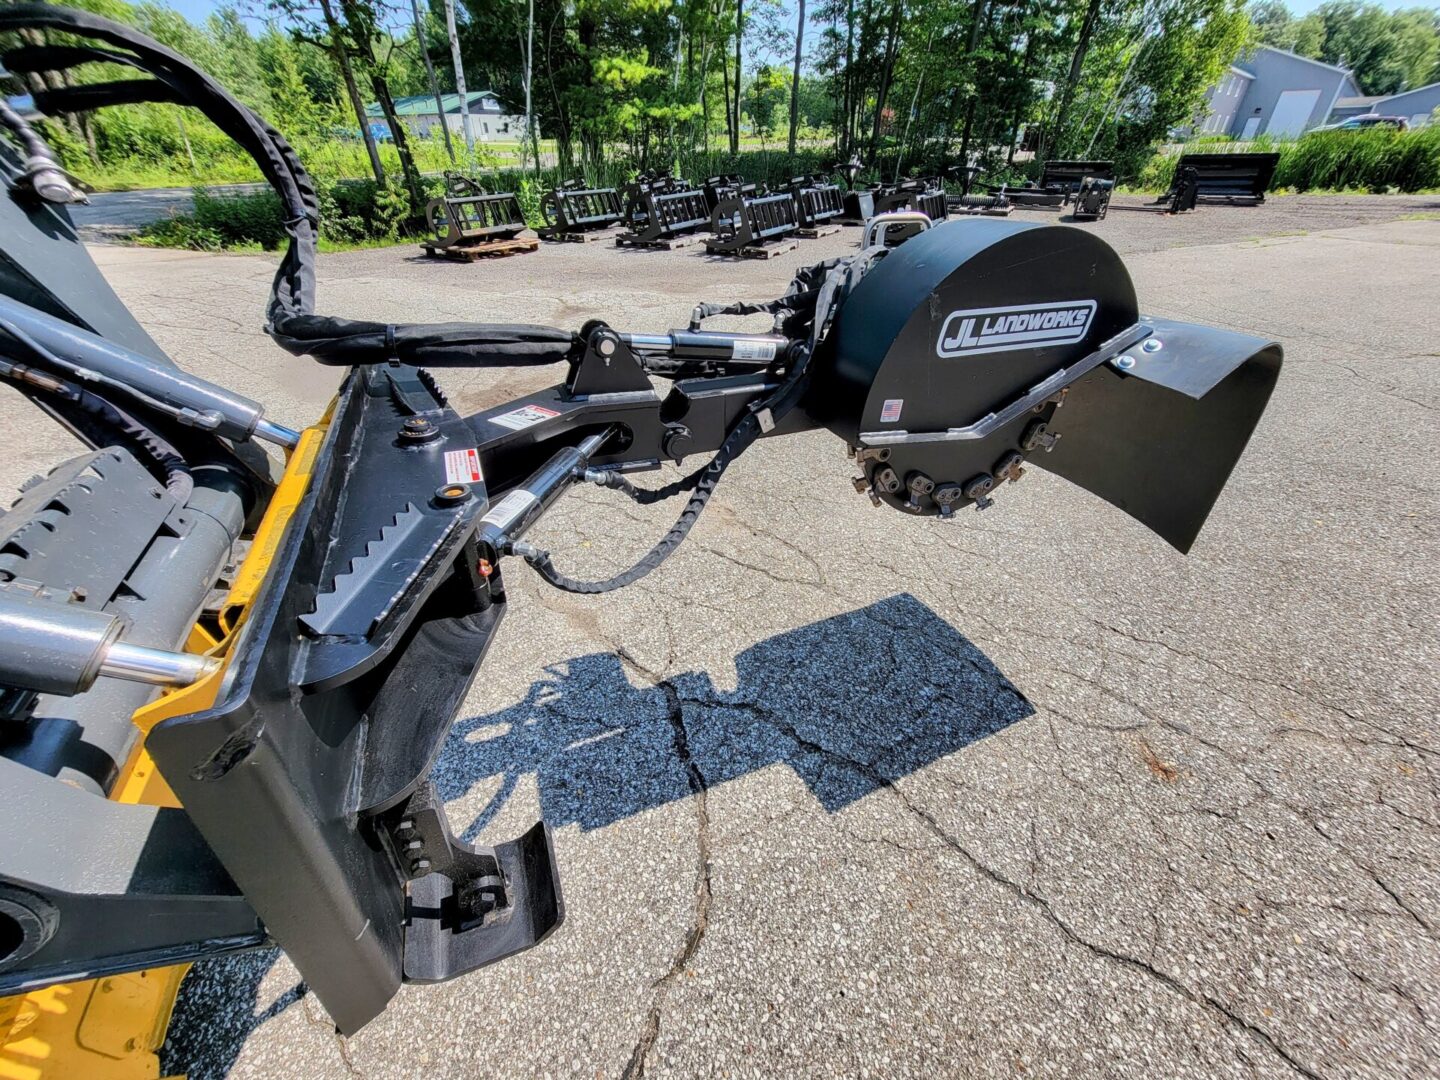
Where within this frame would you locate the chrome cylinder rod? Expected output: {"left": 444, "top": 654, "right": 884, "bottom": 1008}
{"left": 99, "top": 641, "right": 221, "bottom": 688}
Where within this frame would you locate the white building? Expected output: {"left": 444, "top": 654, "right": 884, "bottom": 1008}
{"left": 365, "top": 92, "right": 533, "bottom": 142}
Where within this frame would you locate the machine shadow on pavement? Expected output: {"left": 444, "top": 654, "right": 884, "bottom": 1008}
{"left": 437, "top": 593, "right": 1034, "bottom": 839}
{"left": 161, "top": 593, "right": 1030, "bottom": 1076}
{"left": 161, "top": 951, "right": 305, "bottom": 1080}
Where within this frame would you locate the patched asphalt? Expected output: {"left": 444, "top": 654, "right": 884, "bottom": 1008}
{"left": 2, "top": 196, "right": 1436, "bottom": 1079}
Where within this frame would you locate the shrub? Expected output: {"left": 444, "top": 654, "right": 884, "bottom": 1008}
{"left": 137, "top": 177, "right": 416, "bottom": 251}
{"left": 316, "top": 179, "right": 412, "bottom": 243}
{"left": 1128, "top": 127, "right": 1440, "bottom": 194}
{"left": 1276, "top": 126, "right": 1440, "bottom": 192}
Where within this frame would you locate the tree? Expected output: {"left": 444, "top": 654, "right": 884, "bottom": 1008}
{"left": 443, "top": 0, "right": 475, "bottom": 152}
{"left": 1249, "top": 1, "right": 1440, "bottom": 95}
{"left": 788, "top": 0, "right": 806, "bottom": 153}
{"left": 733, "top": 0, "right": 745, "bottom": 152}
{"left": 267, "top": 0, "right": 387, "bottom": 185}
{"left": 409, "top": 0, "right": 456, "bottom": 161}
{"left": 339, "top": 0, "right": 425, "bottom": 208}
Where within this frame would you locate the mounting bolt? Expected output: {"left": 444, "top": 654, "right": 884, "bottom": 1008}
{"left": 399, "top": 416, "right": 440, "bottom": 443}
{"left": 1141, "top": 338, "right": 1163, "bottom": 353}
{"left": 1112, "top": 354, "right": 1136, "bottom": 371}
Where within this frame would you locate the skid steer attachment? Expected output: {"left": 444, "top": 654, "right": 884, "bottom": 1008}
{"left": 705, "top": 189, "right": 801, "bottom": 257}
{"left": 616, "top": 175, "right": 710, "bottom": 248}
{"left": 538, "top": 179, "right": 624, "bottom": 240}
{"left": 814, "top": 220, "right": 1280, "bottom": 548}
{"left": 0, "top": 5, "right": 1282, "bottom": 1061}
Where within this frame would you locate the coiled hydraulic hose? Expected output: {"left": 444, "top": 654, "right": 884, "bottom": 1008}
{"left": 517, "top": 250, "right": 877, "bottom": 594}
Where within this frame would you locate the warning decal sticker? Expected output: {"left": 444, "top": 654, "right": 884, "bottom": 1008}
{"left": 443, "top": 448, "right": 483, "bottom": 484}
{"left": 489, "top": 404, "right": 562, "bottom": 431}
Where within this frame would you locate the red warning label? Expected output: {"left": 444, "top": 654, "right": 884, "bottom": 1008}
{"left": 444, "top": 447, "right": 483, "bottom": 484}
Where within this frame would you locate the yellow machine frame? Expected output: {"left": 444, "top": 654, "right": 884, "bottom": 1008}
{"left": 0, "top": 424, "right": 326, "bottom": 1080}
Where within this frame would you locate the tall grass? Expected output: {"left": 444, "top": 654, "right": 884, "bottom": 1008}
{"left": 1133, "top": 126, "right": 1440, "bottom": 194}
{"left": 72, "top": 130, "right": 509, "bottom": 192}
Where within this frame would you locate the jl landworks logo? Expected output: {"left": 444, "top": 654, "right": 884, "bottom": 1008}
{"left": 936, "top": 299, "right": 1096, "bottom": 357}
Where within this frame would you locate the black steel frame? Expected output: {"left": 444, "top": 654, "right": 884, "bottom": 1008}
{"left": 538, "top": 180, "right": 624, "bottom": 236}
{"left": 705, "top": 190, "right": 800, "bottom": 254}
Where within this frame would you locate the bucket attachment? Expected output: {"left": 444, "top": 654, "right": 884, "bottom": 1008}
{"left": 808, "top": 218, "right": 1280, "bottom": 551}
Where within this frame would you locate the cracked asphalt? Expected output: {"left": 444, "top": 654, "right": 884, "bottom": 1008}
{"left": 2, "top": 195, "right": 1437, "bottom": 1079}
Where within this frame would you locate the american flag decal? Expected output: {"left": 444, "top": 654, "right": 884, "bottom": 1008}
{"left": 880, "top": 399, "right": 904, "bottom": 423}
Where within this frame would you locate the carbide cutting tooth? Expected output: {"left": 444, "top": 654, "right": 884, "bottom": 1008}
{"left": 300, "top": 503, "right": 425, "bottom": 637}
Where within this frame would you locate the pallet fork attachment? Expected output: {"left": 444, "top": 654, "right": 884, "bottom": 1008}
{"left": 423, "top": 172, "right": 530, "bottom": 255}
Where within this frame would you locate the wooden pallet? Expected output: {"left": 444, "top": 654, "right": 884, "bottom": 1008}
{"left": 950, "top": 203, "right": 1013, "bottom": 217}
{"left": 540, "top": 225, "right": 624, "bottom": 244}
{"left": 705, "top": 235, "right": 800, "bottom": 260}
{"left": 420, "top": 235, "right": 539, "bottom": 261}
{"left": 614, "top": 231, "right": 706, "bottom": 250}
{"left": 796, "top": 223, "right": 842, "bottom": 239}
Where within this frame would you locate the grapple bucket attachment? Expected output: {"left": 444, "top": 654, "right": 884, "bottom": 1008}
{"left": 809, "top": 218, "right": 1281, "bottom": 551}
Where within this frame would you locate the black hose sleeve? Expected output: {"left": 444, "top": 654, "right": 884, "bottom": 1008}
{"left": 266, "top": 318, "right": 579, "bottom": 368}
{"left": 0, "top": 6, "right": 579, "bottom": 369}
{"left": 585, "top": 463, "right": 707, "bottom": 504}
{"left": 0, "top": 43, "right": 136, "bottom": 73}
{"left": 34, "top": 80, "right": 186, "bottom": 113}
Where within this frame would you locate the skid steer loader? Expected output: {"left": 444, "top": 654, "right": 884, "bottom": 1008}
{"left": 0, "top": 7, "right": 1281, "bottom": 1074}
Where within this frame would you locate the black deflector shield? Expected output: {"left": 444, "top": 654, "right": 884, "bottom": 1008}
{"left": 1034, "top": 317, "right": 1282, "bottom": 553}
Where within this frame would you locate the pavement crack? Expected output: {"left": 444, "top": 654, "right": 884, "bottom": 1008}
{"left": 1309, "top": 818, "right": 1437, "bottom": 940}
{"left": 731, "top": 697, "right": 1327, "bottom": 1080}
{"left": 301, "top": 995, "right": 363, "bottom": 1078}
{"left": 616, "top": 652, "right": 713, "bottom": 1080}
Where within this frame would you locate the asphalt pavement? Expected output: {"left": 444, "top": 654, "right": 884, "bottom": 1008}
{"left": 1, "top": 197, "right": 1436, "bottom": 1079}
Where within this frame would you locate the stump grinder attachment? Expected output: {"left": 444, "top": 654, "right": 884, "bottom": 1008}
{"left": 0, "top": 6, "right": 1283, "bottom": 1068}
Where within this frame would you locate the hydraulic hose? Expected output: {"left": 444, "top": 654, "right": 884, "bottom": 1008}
{"left": 0, "top": 4, "right": 575, "bottom": 368}
{"left": 0, "top": 356, "right": 193, "bottom": 504}
{"left": 516, "top": 252, "right": 870, "bottom": 594}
